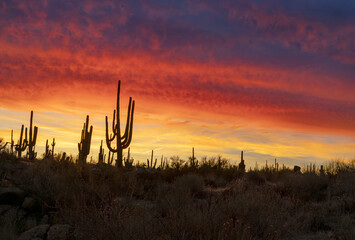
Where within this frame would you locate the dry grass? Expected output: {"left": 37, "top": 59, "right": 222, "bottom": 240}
{"left": 1, "top": 152, "right": 354, "bottom": 239}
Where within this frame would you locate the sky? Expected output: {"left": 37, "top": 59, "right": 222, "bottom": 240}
{"left": 0, "top": 0, "right": 354, "bottom": 167}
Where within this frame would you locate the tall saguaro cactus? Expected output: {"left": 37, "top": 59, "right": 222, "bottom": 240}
{"left": 78, "top": 115, "right": 93, "bottom": 164}
{"left": 105, "top": 80, "right": 135, "bottom": 168}
{"left": 27, "top": 111, "right": 38, "bottom": 160}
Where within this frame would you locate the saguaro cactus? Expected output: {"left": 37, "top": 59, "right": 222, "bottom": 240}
{"left": 15, "top": 125, "right": 27, "bottom": 158}
{"left": 105, "top": 80, "right": 135, "bottom": 168}
{"left": 51, "top": 138, "right": 56, "bottom": 159}
{"left": 189, "top": 147, "right": 198, "bottom": 168}
{"left": 147, "top": 149, "right": 157, "bottom": 168}
{"left": 78, "top": 115, "right": 93, "bottom": 164}
{"left": 159, "top": 155, "right": 168, "bottom": 169}
{"left": 10, "top": 130, "right": 14, "bottom": 155}
{"left": 239, "top": 151, "right": 245, "bottom": 172}
{"left": 124, "top": 147, "right": 134, "bottom": 168}
{"left": 45, "top": 139, "right": 51, "bottom": 158}
{"left": 98, "top": 140, "right": 105, "bottom": 164}
{"left": 27, "top": 111, "right": 38, "bottom": 160}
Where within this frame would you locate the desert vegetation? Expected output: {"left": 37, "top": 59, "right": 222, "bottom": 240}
{"left": 0, "top": 150, "right": 354, "bottom": 240}
{"left": 0, "top": 81, "right": 354, "bottom": 239}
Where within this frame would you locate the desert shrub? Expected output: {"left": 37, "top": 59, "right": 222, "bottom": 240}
{"left": 172, "top": 173, "right": 204, "bottom": 196}
{"left": 278, "top": 172, "right": 328, "bottom": 201}
{"left": 246, "top": 170, "right": 266, "bottom": 185}
{"left": 170, "top": 155, "right": 185, "bottom": 170}
{"left": 15, "top": 158, "right": 128, "bottom": 209}
{"left": 203, "top": 173, "right": 228, "bottom": 187}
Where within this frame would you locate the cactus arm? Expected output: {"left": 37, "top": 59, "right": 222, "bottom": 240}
{"left": 105, "top": 116, "right": 117, "bottom": 152}
{"left": 107, "top": 112, "right": 116, "bottom": 142}
{"left": 122, "top": 100, "right": 135, "bottom": 148}
{"left": 15, "top": 125, "right": 28, "bottom": 158}
{"left": 121, "top": 97, "right": 132, "bottom": 141}
{"left": 112, "top": 110, "right": 116, "bottom": 135}
{"left": 18, "top": 127, "right": 28, "bottom": 151}
{"left": 88, "top": 125, "right": 93, "bottom": 153}
{"left": 32, "top": 126, "right": 38, "bottom": 146}
{"left": 17, "top": 125, "right": 24, "bottom": 151}
{"left": 153, "top": 157, "right": 157, "bottom": 168}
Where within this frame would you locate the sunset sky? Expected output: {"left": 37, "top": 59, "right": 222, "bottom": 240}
{"left": 0, "top": 0, "right": 354, "bottom": 167}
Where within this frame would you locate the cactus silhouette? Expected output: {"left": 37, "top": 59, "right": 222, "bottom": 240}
{"left": 239, "top": 151, "right": 245, "bottom": 172}
{"left": 147, "top": 149, "right": 157, "bottom": 168}
{"left": 107, "top": 150, "right": 114, "bottom": 165}
{"left": 98, "top": 140, "right": 105, "bottom": 164}
{"left": 51, "top": 138, "right": 55, "bottom": 159}
{"left": 78, "top": 115, "right": 93, "bottom": 164}
{"left": 189, "top": 147, "right": 198, "bottom": 167}
{"left": 44, "top": 138, "right": 55, "bottom": 158}
{"left": 10, "top": 130, "right": 14, "bottom": 155}
{"left": 124, "top": 147, "right": 134, "bottom": 168}
{"left": 27, "top": 111, "right": 38, "bottom": 160}
{"left": 15, "top": 124, "right": 27, "bottom": 158}
{"left": 105, "top": 80, "right": 135, "bottom": 168}
{"left": 14, "top": 111, "right": 37, "bottom": 159}
{"left": 159, "top": 155, "right": 168, "bottom": 169}
{"left": 45, "top": 139, "right": 51, "bottom": 158}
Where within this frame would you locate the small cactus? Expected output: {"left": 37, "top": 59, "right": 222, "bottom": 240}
{"left": 10, "top": 130, "right": 14, "bottom": 155}
{"left": 147, "top": 150, "right": 157, "bottom": 168}
{"left": 51, "top": 138, "right": 55, "bottom": 159}
{"left": 45, "top": 139, "right": 51, "bottom": 158}
{"left": 274, "top": 158, "right": 279, "bottom": 172}
{"left": 124, "top": 147, "right": 134, "bottom": 168}
{"left": 159, "top": 155, "right": 166, "bottom": 169}
{"left": 98, "top": 140, "right": 105, "bottom": 164}
{"left": 238, "top": 151, "right": 245, "bottom": 172}
{"left": 320, "top": 165, "right": 325, "bottom": 175}
{"left": 78, "top": 115, "right": 93, "bottom": 165}
{"left": 189, "top": 147, "right": 198, "bottom": 168}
